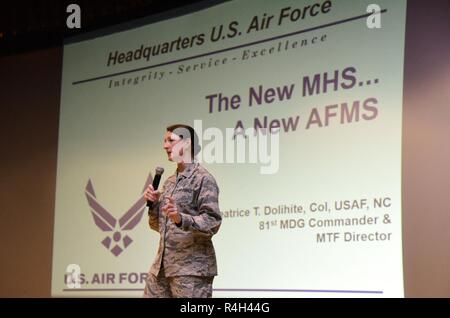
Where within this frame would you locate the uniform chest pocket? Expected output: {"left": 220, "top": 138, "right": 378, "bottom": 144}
{"left": 174, "top": 186, "right": 194, "bottom": 205}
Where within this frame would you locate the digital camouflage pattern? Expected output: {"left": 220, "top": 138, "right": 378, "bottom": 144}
{"left": 148, "top": 162, "right": 222, "bottom": 277}
{"left": 144, "top": 268, "right": 214, "bottom": 298}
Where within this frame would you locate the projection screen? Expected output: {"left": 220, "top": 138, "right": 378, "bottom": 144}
{"left": 52, "top": 0, "right": 407, "bottom": 297}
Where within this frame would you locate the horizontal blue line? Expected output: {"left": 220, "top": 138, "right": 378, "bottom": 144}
{"left": 63, "top": 288, "right": 143, "bottom": 292}
{"left": 214, "top": 288, "right": 383, "bottom": 294}
{"left": 72, "top": 9, "right": 387, "bottom": 85}
{"left": 63, "top": 288, "right": 383, "bottom": 294}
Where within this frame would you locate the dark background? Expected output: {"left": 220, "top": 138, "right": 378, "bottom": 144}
{"left": 0, "top": 0, "right": 449, "bottom": 297}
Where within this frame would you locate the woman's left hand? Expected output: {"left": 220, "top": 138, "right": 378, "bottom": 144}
{"left": 163, "top": 196, "right": 182, "bottom": 225}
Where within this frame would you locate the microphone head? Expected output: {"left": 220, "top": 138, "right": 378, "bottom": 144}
{"left": 155, "top": 167, "right": 164, "bottom": 176}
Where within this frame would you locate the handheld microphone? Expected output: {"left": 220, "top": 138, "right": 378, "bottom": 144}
{"left": 147, "top": 167, "right": 164, "bottom": 209}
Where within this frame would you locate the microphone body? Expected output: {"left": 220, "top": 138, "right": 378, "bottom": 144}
{"left": 147, "top": 167, "right": 164, "bottom": 209}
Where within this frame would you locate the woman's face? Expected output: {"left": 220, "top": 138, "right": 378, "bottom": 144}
{"left": 163, "top": 131, "right": 190, "bottom": 162}
{"left": 163, "top": 132, "right": 180, "bottom": 161}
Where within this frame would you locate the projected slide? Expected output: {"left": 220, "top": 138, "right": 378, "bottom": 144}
{"left": 53, "top": 0, "right": 406, "bottom": 297}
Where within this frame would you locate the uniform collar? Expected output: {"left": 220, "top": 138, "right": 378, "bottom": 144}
{"left": 176, "top": 162, "right": 198, "bottom": 179}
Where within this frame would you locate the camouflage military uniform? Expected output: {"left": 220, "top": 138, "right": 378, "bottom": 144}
{"left": 144, "top": 163, "right": 221, "bottom": 298}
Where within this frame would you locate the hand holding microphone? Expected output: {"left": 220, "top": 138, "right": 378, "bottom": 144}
{"left": 144, "top": 184, "right": 160, "bottom": 204}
